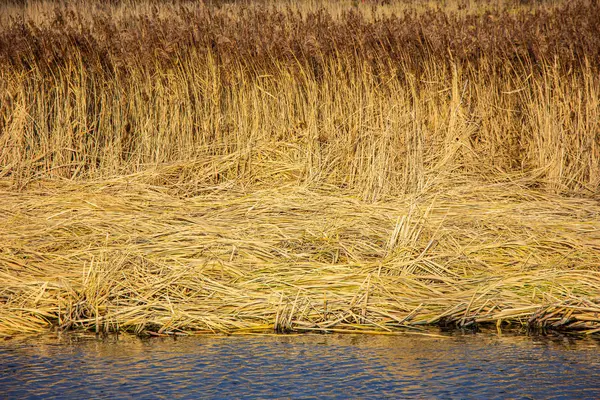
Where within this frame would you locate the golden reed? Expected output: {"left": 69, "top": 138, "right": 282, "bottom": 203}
{"left": 0, "top": 0, "right": 599, "bottom": 336}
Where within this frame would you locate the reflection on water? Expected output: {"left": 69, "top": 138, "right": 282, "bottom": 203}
{"left": 1, "top": 331, "right": 599, "bottom": 399}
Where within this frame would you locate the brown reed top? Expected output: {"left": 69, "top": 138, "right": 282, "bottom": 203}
{"left": 1, "top": 0, "right": 599, "bottom": 76}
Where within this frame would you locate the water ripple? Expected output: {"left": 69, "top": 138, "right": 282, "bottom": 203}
{"left": 1, "top": 332, "right": 599, "bottom": 399}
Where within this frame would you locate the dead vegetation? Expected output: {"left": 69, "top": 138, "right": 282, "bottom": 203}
{"left": 0, "top": 0, "right": 599, "bottom": 336}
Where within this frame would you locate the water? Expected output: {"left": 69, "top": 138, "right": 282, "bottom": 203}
{"left": 1, "top": 331, "right": 599, "bottom": 399}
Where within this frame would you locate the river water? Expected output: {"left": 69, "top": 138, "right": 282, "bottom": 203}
{"left": 1, "top": 330, "right": 599, "bottom": 399}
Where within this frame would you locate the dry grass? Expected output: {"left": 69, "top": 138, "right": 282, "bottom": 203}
{"left": 1, "top": 0, "right": 599, "bottom": 336}
{"left": 2, "top": 0, "right": 600, "bottom": 196}
{"left": 1, "top": 175, "right": 599, "bottom": 336}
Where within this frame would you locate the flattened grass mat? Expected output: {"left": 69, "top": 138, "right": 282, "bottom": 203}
{"left": 2, "top": 176, "right": 599, "bottom": 336}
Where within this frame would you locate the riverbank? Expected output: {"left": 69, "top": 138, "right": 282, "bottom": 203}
{"left": 2, "top": 175, "right": 599, "bottom": 336}
{"left": 1, "top": 0, "right": 600, "bottom": 336}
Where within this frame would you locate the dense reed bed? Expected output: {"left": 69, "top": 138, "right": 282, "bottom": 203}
{"left": 1, "top": 0, "right": 599, "bottom": 336}
{"left": 2, "top": 177, "right": 600, "bottom": 336}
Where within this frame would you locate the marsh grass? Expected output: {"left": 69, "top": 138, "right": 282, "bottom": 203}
{"left": 1, "top": 177, "right": 599, "bottom": 336}
{"left": 0, "top": 0, "right": 599, "bottom": 336}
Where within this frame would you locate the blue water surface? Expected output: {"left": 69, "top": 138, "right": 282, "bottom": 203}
{"left": 1, "top": 331, "right": 599, "bottom": 399}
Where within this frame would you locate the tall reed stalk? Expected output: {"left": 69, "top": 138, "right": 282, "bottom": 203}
{"left": 1, "top": 0, "right": 599, "bottom": 197}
